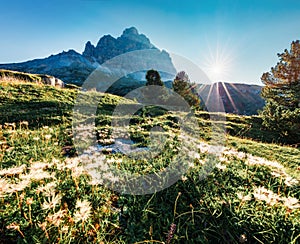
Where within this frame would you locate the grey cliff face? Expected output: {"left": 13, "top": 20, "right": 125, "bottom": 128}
{"left": 82, "top": 41, "right": 95, "bottom": 57}
{"left": 83, "top": 27, "right": 156, "bottom": 64}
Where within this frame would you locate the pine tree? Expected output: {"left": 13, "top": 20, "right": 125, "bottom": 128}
{"left": 173, "top": 71, "right": 201, "bottom": 108}
{"left": 143, "top": 69, "right": 167, "bottom": 106}
{"left": 260, "top": 40, "right": 300, "bottom": 144}
{"left": 145, "top": 69, "right": 164, "bottom": 86}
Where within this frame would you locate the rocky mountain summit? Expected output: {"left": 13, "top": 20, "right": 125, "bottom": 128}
{"left": 0, "top": 27, "right": 175, "bottom": 85}
{"left": 83, "top": 27, "right": 156, "bottom": 63}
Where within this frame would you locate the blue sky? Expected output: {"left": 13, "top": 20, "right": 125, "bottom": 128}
{"left": 1, "top": 0, "right": 300, "bottom": 84}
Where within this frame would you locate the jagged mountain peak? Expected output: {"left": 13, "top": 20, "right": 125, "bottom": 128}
{"left": 83, "top": 27, "right": 157, "bottom": 64}
{"left": 82, "top": 41, "right": 95, "bottom": 57}
{"left": 96, "top": 34, "right": 116, "bottom": 47}
{"left": 122, "top": 27, "right": 139, "bottom": 36}
{"left": 119, "top": 27, "right": 153, "bottom": 48}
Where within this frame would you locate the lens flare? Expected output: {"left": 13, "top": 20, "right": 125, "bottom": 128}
{"left": 201, "top": 40, "right": 236, "bottom": 83}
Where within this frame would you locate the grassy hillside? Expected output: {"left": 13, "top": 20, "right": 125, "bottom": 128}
{"left": 0, "top": 80, "right": 299, "bottom": 243}
{"left": 0, "top": 69, "right": 45, "bottom": 83}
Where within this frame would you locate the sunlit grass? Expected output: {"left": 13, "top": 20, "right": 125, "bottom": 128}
{"left": 0, "top": 80, "right": 299, "bottom": 243}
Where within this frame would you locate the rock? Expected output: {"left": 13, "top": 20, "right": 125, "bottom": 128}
{"left": 55, "top": 78, "right": 64, "bottom": 87}
{"left": 34, "top": 75, "right": 64, "bottom": 88}
{"left": 40, "top": 75, "right": 56, "bottom": 86}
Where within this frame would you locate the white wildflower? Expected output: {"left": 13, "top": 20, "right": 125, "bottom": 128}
{"left": 89, "top": 177, "right": 104, "bottom": 186}
{"left": 44, "top": 134, "right": 52, "bottom": 140}
{"left": 72, "top": 166, "right": 85, "bottom": 178}
{"left": 253, "top": 186, "right": 280, "bottom": 206}
{"left": 216, "top": 163, "right": 226, "bottom": 171}
{"left": 103, "top": 172, "right": 119, "bottom": 183}
{"left": 181, "top": 175, "right": 188, "bottom": 182}
{"left": 36, "top": 182, "right": 57, "bottom": 196}
{"left": 0, "top": 179, "right": 10, "bottom": 197}
{"left": 246, "top": 155, "right": 284, "bottom": 170}
{"left": 283, "top": 196, "right": 300, "bottom": 210}
{"left": 74, "top": 199, "right": 92, "bottom": 223}
{"left": 237, "top": 192, "right": 251, "bottom": 202}
{"left": 46, "top": 209, "right": 66, "bottom": 227}
{"left": 61, "top": 225, "right": 69, "bottom": 233}
{"left": 42, "top": 193, "right": 62, "bottom": 210}
{"left": 218, "top": 156, "right": 227, "bottom": 162}
{"left": 7, "top": 179, "right": 31, "bottom": 193}
{"left": 64, "top": 157, "right": 80, "bottom": 170}
{"left": 106, "top": 158, "right": 115, "bottom": 164}
{"left": 51, "top": 158, "right": 60, "bottom": 165}
{"left": 187, "top": 161, "right": 195, "bottom": 168}
{"left": 21, "top": 169, "right": 53, "bottom": 181}
{"left": 30, "top": 162, "right": 49, "bottom": 171}
{"left": 285, "top": 177, "right": 299, "bottom": 187}
{"left": 271, "top": 171, "right": 283, "bottom": 178}
{"left": 197, "top": 143, "right": 208, "bottom": 153}
{"left": 239, "top": 234, "right": 247, "bottom": 243}
{"left": 0, "top": 164, "right": 26, "bottom": 176}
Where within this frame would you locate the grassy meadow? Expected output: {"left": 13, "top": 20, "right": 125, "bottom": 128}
{"left": 0, "top": 79, "right": 299, "bottom": 243}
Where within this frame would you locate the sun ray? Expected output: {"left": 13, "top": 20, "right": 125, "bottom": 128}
{"left": 229, "top": 83, "right": 257, "bottom": 104}
{"left": 220, "top": 82, "right": 238, "bottom": 113}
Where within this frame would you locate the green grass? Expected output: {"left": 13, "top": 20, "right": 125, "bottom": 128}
{"left": 0, "top": 80, "right": 299, "bottom": 243}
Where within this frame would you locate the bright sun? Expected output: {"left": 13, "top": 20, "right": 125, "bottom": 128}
{"left": 211, "top": 64, "right": 224, "bottom": 75}
{"left": 201, "top": 41, "right": 235, "bottom": 83}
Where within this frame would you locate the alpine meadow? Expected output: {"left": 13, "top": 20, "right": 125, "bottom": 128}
{"left": 0, "top": 1, "right": 300, "bottom": 243}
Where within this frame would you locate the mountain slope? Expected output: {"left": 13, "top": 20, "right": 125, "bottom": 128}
{"left": 0, "top": 50, "right": 97, "bottom": 85}
{"left": 197, "top": 82, "right": 265, "bottom": 115}
{"left": 0, "top": 27, "right": 175, "bottom": 85}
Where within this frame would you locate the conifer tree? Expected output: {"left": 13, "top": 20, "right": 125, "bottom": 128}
{"left": 145, "top": 69, "right": 164, "bottom": 86}
{"left": 260, "top": 40, "right": 300, "bottom": 144}
{"left": 173, "top": 71, "right": 201, "bottom": 108}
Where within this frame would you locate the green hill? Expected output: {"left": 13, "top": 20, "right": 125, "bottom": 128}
{"left": 0, "top": 79, "right": 299, "bottom": 243}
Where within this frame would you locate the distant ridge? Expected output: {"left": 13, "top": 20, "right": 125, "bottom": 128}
{"left": 197, "top": 82, "right": 265, "bottom": 115}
